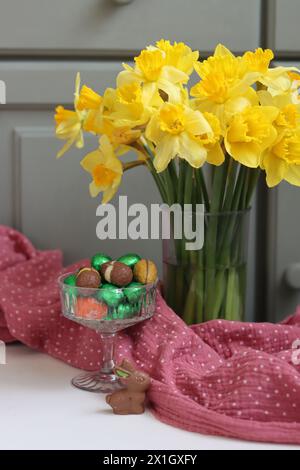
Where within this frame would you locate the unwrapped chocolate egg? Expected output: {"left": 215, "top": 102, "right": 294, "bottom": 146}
{"left": 101, "top": 261, "right": 133, "bottom": 287}
{"left": 97, "top": 284, "right": 124, "bottom": 307}
{"left": 117, "top": 253, "right": 141, "bottom": 268}
{"left": 124, "top": 282, "right": 145, "bottom": 304}
{"left": 91, "top": 253, "right": 112, "bottom": 272}
{"left": 76, "top": 267, "right": 101, "bottom": 289}
{"left": 133, "top": 259, "right": 158, "bottom": 284}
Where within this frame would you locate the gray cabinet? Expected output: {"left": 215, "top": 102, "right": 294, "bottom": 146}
{"left": 275, "top": 0, "right": 300, "bottom": 53}
{"left": 2, "top": 0, "right": 300, "bottom": 322}
{"left": 0, "top": 0, "right": 260, "bottom": 54}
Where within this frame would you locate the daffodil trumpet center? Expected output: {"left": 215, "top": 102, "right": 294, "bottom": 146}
{"left": 159, "top": 105, "right": 186, "bottom": 135}
{"left": 92, "top": 164, "right": 118, "bottom": 188}
{"left": 135, "top": 49, "right": 165, "bottom": 82}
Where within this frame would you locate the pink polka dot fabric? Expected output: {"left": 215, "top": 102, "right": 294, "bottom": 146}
{"left": 1, "top": 225, "right": 300, "bottom": 444}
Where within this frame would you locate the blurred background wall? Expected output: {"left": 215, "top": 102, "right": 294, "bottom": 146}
{"left": 0, "top": 0, "right": 299, "bottom": 322}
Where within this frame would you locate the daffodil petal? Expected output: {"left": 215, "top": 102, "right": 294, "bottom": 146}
{"left": 185, "top": 109, "right": 212, "bottom": 136}
{"left": 80, "top": 150, "right": 101, "bottom": 173}
{"left": 75, "top": 131, "right": 84, "bottom": 149}
{"left": 56, "top": 138, "right": 76, "bottom": 159}
{"left": 142, "top": 82, "right": 159, "bottom": 105}
{"left": 214, "top": 43, "right": 235, "bottom": 58}
{"left": 117, "top": 69, "right": 140, "bottom": 88}
{"left": 226, "top": 89, "right": 259, "bottom": 115}
{"left": 284, "top": 165, "right": 300, "bottom": 186}
{"left": 160, "top": 65, "right": 188, "bottom": 84}
{"left": 102, "top": 177, "right": 122, "bottom": 204}
{"left": 262, "top": 152, "right": 287, "bottom": 187}
{"left": 89, "top": 181, "right": 102, "bottom": 198}
{"left": 226, "top": 141, "right": 261, "bottom": 168}
{"left": 178, "top": 133, "right": 207, "bottom": 168}
{"left": 99, "top": 135, "right": 114, "bottom": 158}
{"left": 146, "top": 114, "right": 163, "bottom": 145}
{"left": 154, "top": 136, "right": 178, "bottom": 173}
{"left": 206, "top": 143, "right": 225, "bottom": 166}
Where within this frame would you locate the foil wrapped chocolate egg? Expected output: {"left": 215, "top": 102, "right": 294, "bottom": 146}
{"left": 124, "top": 282, "right": 145, "bottom": 304}
{"left": 76, "top": 267, "right": 101, "bottom": 289}
{"left": 133, "top": 259, "right": 158, "bottom": 284}
{"left": 117, "top": 253, "right": 141, "bottom": 268}
{"left": 75, "top": 297, "right": 108, "bottom": 320}
{"left": 64, "top": 274, "right": 77, "bottom": 286}
{"left": 97, "top": 284, "right": 124, "bottom": 307}
{"left": 63, "top": 274, "right": 77, "bottom": 298}
{"left": 101, "top": 261, "right": 133, "bottom": 287}
{"left": 91, "top": 253, "right": 112, "bottom": 272}
{"left": 117, "top": 302, "right": 134, "bottom": 319}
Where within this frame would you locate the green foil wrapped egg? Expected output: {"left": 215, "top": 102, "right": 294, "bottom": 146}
{"left": 97, "top": 284, "right": 124, "bottom": 307}
{"left": 91, "top": 253, "right": 112, "bottom": 272}
{"left": 117, "top": 302, "right": 134, "bottom": 319}
{"left": 124, "top": 282, "right": 145, "bottom": 304}
{"left": 63, "top": 274, "right": 77, "bottom": 299}
{"left": 117, "top": 253, "right": 141, "bottom": 268}
{"left": 64, "top": 274, "right": 77, "bottom": 286}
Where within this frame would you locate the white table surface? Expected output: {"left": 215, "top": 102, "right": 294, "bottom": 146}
{"left": 0, "top": 343, "right": 298, "bottom": 450}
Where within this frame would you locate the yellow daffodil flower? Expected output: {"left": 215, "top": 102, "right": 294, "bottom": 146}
{"left": 225, "top": 105, "right": 278, "bottom": 167}
{"left": 103, "top": 121, "right": 142, "bottom": 149}
{"left": 242, "top": 48, "right": 274, "bottom": 74}
{"left": 111, "top": 82, "right": 150, "bottom": 128}
{"left": 80, "top": 135, "right": 123, "bottom": 203}
{"left": 83, "top": 84, "right": 149, "bottom": 150}
{"left": 83, "top": 87, "right": 116, "bottom": 135}
{"left": 55, "top": 73, "right": 86, "bottom": 158}
{"left": 193, "top": 112, "right": 224, "bottom": 166}
{"left": 261, "top": 129, "right": 300, "bottom": 187}
{"left": 191, "top": 44, "right": 259, "bottom": 127}
{"left": 241, "top": 47, "right": 300, "bottom": 101}
{"left": 258, "top": 90, "right": 300, "bottom": 129}
{"left": 93, "top": 85, "right": 147, "bottom": 150}
{"left": 77, "top": 85, "right": 102, "bottom": 111}
{"left": 146, "top": 102, "right": 212, "bottom": 172}
{"left": 258, "top": 65, "right": 300, "bottom": 99}
{"left": 76, "top": 84, "right": 105, "bottom": 138}
{"left": 117, "top": 45, "right": 189, "bottom": 106}
{"left": 156, "top": 39, "right": 199, "bottom": 76}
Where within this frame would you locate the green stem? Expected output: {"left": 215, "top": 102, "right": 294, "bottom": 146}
{"left": 245, "top": 168, "right": 260, "bottom": 208}
{"left": 222, "top": 159, "right": 238, "bottom": 211}
{"left": 195, "top": 168, "right": 210, "bottom": 212}
{"left": 178, "top": 159, "right": 186, "bottom": 207}
{"left": 141, "top": 144, "right": 168, "bottom": 202}
{"left": 162, "top": 167, "right": 176, "bottom": 205}
{"left": 204, "top": 163, "right": 227, "bottom": 320}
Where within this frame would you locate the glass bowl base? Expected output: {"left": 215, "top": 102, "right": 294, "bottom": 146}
{"left": 71, "top": 371, "right": 124, "bottom": 393}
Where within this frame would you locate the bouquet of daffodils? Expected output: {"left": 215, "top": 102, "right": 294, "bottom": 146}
{"left": 55, "top": 40, "right": 300, "bottom": 324}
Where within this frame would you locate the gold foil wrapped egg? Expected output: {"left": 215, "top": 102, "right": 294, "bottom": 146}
{"left": 133, "top": 259, "right": 158, "bottom": 285}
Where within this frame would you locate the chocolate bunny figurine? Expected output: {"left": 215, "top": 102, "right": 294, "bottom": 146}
{"left": 106, "top": 359, "right": 151, "bottom": 415}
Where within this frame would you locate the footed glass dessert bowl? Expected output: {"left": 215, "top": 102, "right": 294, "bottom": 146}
{"left": 59, "top": 274, "right": 157, "bottom": 393}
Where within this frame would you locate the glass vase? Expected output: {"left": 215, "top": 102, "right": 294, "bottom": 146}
{"left": 163, "top": 209, "right": 250, "bottom": 324}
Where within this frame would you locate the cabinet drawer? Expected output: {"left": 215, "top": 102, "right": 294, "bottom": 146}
{"left": 0, "top": 0, "right": 260, "bottom": 55}
{"left": 275, "top": 0, "right": 300, "bottom": 52}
